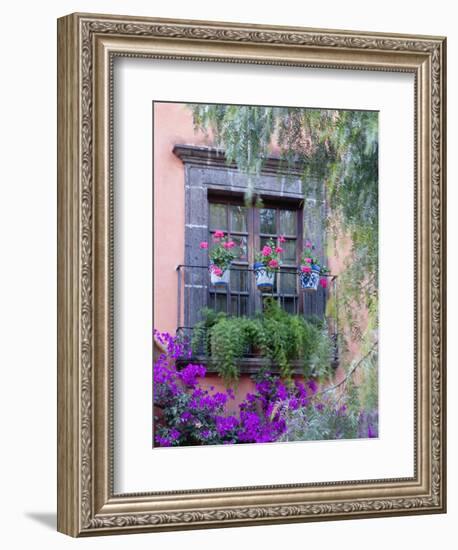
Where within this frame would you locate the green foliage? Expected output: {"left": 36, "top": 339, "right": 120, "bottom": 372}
{"left": 190, "top": 104, "right": 276, "bottom": 203}
{"left": 209, "top": 316, "right": 251, "bottom": 383}
{"left": 192, "top": 300, "right": 334, "bottom": 383}
{"left": 188, "top": 104, "right": 379, "bottom": 355}
{"left": 279, "top": 398, "right": 360, "bottom": 442}
{"left": 208, "top": 235, "right": 238, "bottom": 270}
{"left": 191, "top": 308, "right": 226, "bottom": 356}
{"left": 357, "top": 344, "right": 378, "bottom": 412}
{"left": 262, "top": 299, "right": 333, "bottom": 379}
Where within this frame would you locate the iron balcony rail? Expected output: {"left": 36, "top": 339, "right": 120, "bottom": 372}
{"left": 175, "top": 326, "right": 339, "bottom": 372}
{"left": 174, "top": 264, "right": 339, "bottom": 369}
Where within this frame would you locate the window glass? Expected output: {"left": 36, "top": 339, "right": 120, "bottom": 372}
{"left": 281, "top": 239, "right": 296, "bottom": 263}
{"left": 280, "top": 269, "right": 297, "bottom": 294}
{"left": 230, "top": 205, "right": 247, "bottom": 233}
{"left": 209, "top": 203, "right": 227, "bottom": 231}
{"left": 279, "top": 209, "right": 296, "bottom": 236}
{"left": 210, "top": 293, "right": 228, "bottom": 313}
{"left": 231, "top": 295, "right": 248, "bottom": 316}
{"left": 260, "top": 208, "right": 276, "bottom": 234}
{"left": 231, "top": 235, "right": 248, "bottom": 262}
{"left": 230, "top": 269, "right": 248, "bottom": 292}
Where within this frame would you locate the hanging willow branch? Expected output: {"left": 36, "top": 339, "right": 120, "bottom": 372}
{"left": 188, "top": 103, "right": 379, "bottom": 352}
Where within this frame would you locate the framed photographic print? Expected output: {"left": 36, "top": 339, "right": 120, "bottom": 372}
{"left": 57, "top": 13, "right": 446, "bottom": 536}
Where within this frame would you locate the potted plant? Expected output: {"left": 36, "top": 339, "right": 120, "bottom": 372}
{"left": 299, "top": 239, "right": 322, "bottom": 291}
{"left": 253, "top": 237, "right": 283, "bottom": 290}
{"left": 200, "top": 230, "right": 238, "bottom": 285}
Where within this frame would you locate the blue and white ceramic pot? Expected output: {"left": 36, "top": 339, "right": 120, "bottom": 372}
{"left": 299, "top": 263, "right": 321, "bottom": 291}
{"left": 209, "top": 265, "right": 230, "bottom": 285}
{"left": 254, "top": 262, "right": 275, "bottom": 290}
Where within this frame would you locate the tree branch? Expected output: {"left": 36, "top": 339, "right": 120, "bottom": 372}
{"left": 312, "top": 340, "right": 378, "bottom": 400}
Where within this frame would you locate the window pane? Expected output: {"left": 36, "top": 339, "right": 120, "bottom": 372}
{"left": 230, "top": 205, "right": 247, "bottom": 233}
{"left": 260, "top": 208, "right": 276, "bottom": 234}
{"left": 281, "top": 298, "right": 296, "bottom": 315}
{"left": 281, "top": 239, "right": 296, "bottom": 263}
{"left": 230, "top": 268, "right": 248, "bottom": 292}
{"left": 209, "top": 292, "right": 228, "bottom": 314}
{"left": 231, "top": 235, "right": 248, "bottom": 261}
{"left": 279, "top": 210, "right": 296, "bottom": 236}
{"left": 231, "top": 295, "right": 248, "bottom": 317}
{"left": 209, "top": 203, "right": 227, "bottom": 231}
{"left": 280, "top": 269, "right": 297, "bottom": 294}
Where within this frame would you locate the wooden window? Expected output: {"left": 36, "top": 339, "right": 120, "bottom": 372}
{"left": 208, "top": 200, "right": 251, "bottom": 316}
{"left": 208, "top": 196, "right": 303, "bottom": 316}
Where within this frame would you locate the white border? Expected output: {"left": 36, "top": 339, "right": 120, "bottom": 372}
{"left": 114, "top": 58, "right": 414, "bottom": 493}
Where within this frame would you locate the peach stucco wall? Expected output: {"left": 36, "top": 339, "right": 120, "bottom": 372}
{"left": 153, "top": 103, "right": 212, "bottom": 335}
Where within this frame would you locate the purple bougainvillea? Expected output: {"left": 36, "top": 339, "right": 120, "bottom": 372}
{"left": 153, "top": 331, "right": 378, "bottom": 447}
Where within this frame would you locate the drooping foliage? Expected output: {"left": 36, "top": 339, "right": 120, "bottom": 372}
{"left": 189, "top": 104, "right": 379, "bottom": 383}
{"left": 190, "top": 299, "right": 333, "bottom": 383}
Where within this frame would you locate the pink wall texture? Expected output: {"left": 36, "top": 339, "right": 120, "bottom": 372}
{"left": 153, "top": 102, "right": 211, "bottom": 335}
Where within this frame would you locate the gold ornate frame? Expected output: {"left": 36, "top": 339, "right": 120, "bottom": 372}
{"left": 57, "top": 12, "right": 446, "bottom": 536}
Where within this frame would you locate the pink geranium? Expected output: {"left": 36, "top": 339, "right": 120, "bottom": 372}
{"left": 319, "top": 277, "right": 328, "bottom": 289}
{"left": 268, "top": 259, "right": 279, "bottom": 269}
{"left": 211, "top": 266, "right": 223, "bottom": 276}
{"left": 255, "top": 238, "right": 281, "bottom": 272}
{"left": 305, "top": 239, "right": 312, "bottom": 248}
{"left": 301, "top": 265, "right": 312, "bottom": 273}
{"left": 213, "top": 230, "right": 225, "bottom": 240}
{"left": 222, "top": 240, "right": 236, "bottom": 249}
{"left": 303, "top": 257, "right": 312, "bottom": 263}
{"left": 278, "top": 235, "right": 286, "bottom": 243}
{"left": 199, "top": 241, "right": 208, "bottom": 249}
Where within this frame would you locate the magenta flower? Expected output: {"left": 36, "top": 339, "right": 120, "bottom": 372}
{"left": 319, "top": 277, "right": 328, "bottom": 289}
{"left": 278, "top": 235, "right": 286, "bottom": 243}
{"left": 275, "top": 246, "right": 283, "bottom": 253}
{"left": 301, "top": 265, "right": 311, "bottom": 273}
{"left": 199, "top": 241, "right": 208, "bottom": 249}
{"left": 169, "top": 428, "right": 180, "bottom": 442}
{"left": 268, "top": 259, "right": 279, "bottom": 268}
{"left": 179, "top": 363, "right": 206, "bottom": 386}
{"left": 212, "top": 266, "right": 223, "bottom": 276}
{"left": 305, "top": 239, "right": 312, "bottom": 248}
{"left": 222, "top": 240, "right": 236, "bottom": 249}
{"left": 213, "top": 230, "right": 225, "bottom": 240}
{"left": 262, "top": 245, "right": 272, "bottom": 256}
{"left": 368, "top": 424, "right": 377, "bottom": 438}
{"left": 180, "top": 411, "right": 193, "bottom": 422}
{"left": 303, "top": 257, "right": 312, "bottom": 263}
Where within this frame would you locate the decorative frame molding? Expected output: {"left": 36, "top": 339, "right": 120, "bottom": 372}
{"left": 57, "top": 13, "right": 446, "bottom": 536}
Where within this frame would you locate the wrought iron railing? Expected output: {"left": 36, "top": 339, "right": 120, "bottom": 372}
{"left": 175, "top": 326, "right": 339, "bottom": 371}
{"left": 175, "top": 264, "right": 339, "bottom": 369}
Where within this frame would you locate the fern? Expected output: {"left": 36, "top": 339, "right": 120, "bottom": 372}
{"left": 201, "top": 299, "right": 334, "bottom": 383}
{"left": 209, "top": 317, "right": 249, "bottom": 383}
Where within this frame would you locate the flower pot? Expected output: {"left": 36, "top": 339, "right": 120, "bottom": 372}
{"left": 299, "top": 264, "right": 321, "bottom": 291}
{"left": 254, "top": 262, "right": 275, "bottom": 290}
{"left": 209, "top": 265, "right": 230, "bottom": 285}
